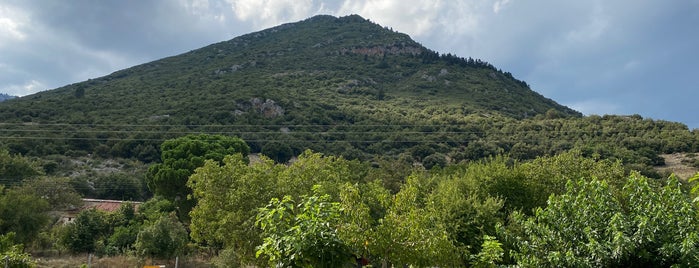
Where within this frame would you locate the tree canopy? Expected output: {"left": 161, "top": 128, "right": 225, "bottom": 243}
{"left": 146, "top": 134, "right": 249, "bottom": 220}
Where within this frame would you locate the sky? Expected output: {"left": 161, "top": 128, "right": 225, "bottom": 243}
{"left": 1, "top": 0, "right": 698, "bottom": 129}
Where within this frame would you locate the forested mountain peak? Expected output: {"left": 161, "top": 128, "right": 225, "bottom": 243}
{"left": 0, "top": 93, "right": 16, "bottom": 102}
{"left": 1, "top": 14, "right": 577, "bottom": 122}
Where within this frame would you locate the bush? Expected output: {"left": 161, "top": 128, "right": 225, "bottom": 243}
{"left": 423, "top": 153, "right": 447, "bottom": 169}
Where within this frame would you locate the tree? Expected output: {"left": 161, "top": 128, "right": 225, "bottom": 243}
{"left": 422, "top": 152, "right": 447, "bottom": 169}
{"left": 188, "top": 154, "right": 279, "bottom": 265}
{"left": 0, "top": 186, "right": 50, "bottom": 244}
{"left": 471, "top": 235, "right": 504, "bottom": 268}
{"left": 146, "top": 134, "right": 249, "bottom": 220}
{"left": 188, "top": 150, "right": 359, "bottom": 265}
{"left": 370, "top": 174, "right": 459, "bottom": 267}
{"left": 0, "top": 149, "right": 40, "bottom": 186}
{"left": 104, "top": 203, "right": 140, "bottom": 255}
{"left": 0, "top": 232, "right": 35, "bottom": 268}
{"left": 93, "top": 173, "right": 146, "bottom": 201}
{"left": 61, "top": 208, "right": 108, "bottom": 254}
{"left": 17, "top": 176, "right": 82, "bottom": 211}
{"left": 261, "top": 141, "right": 294, "bottom": 163}
{"left": 339, "top": 175, "right": 459, "bottom": 267}
{"left": 509, "top": 174, "right": 699, "bottom": 267}
{"left": 256, "top": 186, "right": 353, "bottom": 267}
{"left": 134, "top": 213, "right": 188, "bottom": 260}
{"left": 426, "top": 172, "right": 504, "bottom": 265}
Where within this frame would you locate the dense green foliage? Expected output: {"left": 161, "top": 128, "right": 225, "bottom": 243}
{"left": 508, "top": 175, "right": 699, "bottom": 267}
{"left": 0, "top": 149, "right": 40, "bottom": 186}
{"left": 0, "top": 232, "right": 34, "bottom": 268}
{"left": 56, "top": 198, "right": 180, "bottom": 258}
{"left": 0, "top": 135, "right": 696, "bottom": 266}
{"left": 185, "top": 147, "right": 699, "bottom": 267}
{"left": 60, "top": 208, "right": 109, "bottom": 254}
{"left": 188, "top": 150, "right": 361, "bottom": 265}
{"left": 0, "top": 186, "right": 50, "bottom": 245}
{"left": 134, "top": 213, "right": 188, "bottom": 260}
{"left": 256, "top": 187, "right": 353, "bottom": 267}
{"left": 146, "top": 134, "right": 249, "bottom": 220}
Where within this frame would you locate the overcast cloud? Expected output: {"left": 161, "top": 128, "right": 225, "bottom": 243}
{"left": 1, "top": 0, "right": 697, "bottom": 128}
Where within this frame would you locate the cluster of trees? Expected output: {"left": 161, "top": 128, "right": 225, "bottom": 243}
{"left": 171, "top": 134, "right": 697, "bottom": 266}
{"left": 0, "top": 165, "right": 185, "bottom": 266}
{"left": 2, "top": 134, "right": 698, "bottom": 267}
{"left": 58, "top": 199, "right": 188, "bottom": 260}
{"left": 184, "top": 147, "right": 698, "bottom": 267}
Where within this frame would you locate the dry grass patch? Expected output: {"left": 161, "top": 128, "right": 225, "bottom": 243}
{"left": 657, "top": 153, "right": 699, "bottom": 180}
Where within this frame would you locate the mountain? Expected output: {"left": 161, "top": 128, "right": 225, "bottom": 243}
{"left": 0, "top": 93, "right": 16, "bottom": 102}
{"left": 1, "top": 15, "right": 697, "bottom": 171}
{"left": 2, "top": 14, "right": 577, "bottom": 120}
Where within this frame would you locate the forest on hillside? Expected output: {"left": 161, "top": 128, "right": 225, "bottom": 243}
{"left": 1, "top": 134, "right": 699, "bottom": 267}
{"left": 2, "top": 113, "right": 698, "bottom": 180}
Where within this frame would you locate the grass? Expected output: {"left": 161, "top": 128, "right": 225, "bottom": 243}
{"left": 35, "top": 255, "right": 212, "bottom": 268}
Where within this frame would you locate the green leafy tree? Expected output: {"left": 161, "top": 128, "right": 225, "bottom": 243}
{"left": 107, "top": 224, "right": 141, "bottom": 255}
{"left": 0, "top": 149, "right": 40, "bottom": 186}
{"left": 16, "top": 176, "right": 82, "bottom": 210}
{"left": 510, "top": 174, "right": 699, "bottom": 267}
{"left": 471, "top": 235, "right": 504, "bottom": 268}
{"left": 340, "top": 175, "right": 459, "bottom": 267}
{"left": 188, "top": 154, "right": 279, "bottom": 264}
{"left": 261, "top": 141, "right": 294, "bottom": 163}
{"left": 103, "top": 202, "right": 140, "bottom": 255}
{"left": 93, "top": 173, "right": 146, "bottom": 201}
{"left": 61, "top": 208, "right": 109, "bottom": 254}
{"left": 370, "top": 174, "right": 458, "bottom": 267}
{"left": 422, "top": 152, "right": 447, "bottom": 169}
{"left": 189, "top": 150, "right": 359, "bottom": 265}
{"left": 338, "top": 180, "right": 391, "bottom": 262}
{"left": 690, "top": 172, "right": 699, "bottom": 202}
{"left": 0, "top": 232, "right": 35, "bottom": 268}
{"left": 426, "top": 171, "right": 504, "bottom": 264}
{"left": 256, "top": 186, "right": 353, "bottom": 267}
{"left": 146, "top": 134, "right": 249, "bottom": 220}
{"left": 134, "top": 213, "right": 188, "bottom": 260}
{"left": 0, "top": 186, "right": 50, "bottom": 245}
{"left": 137, "top": 196, "right": 177, "bottom": 221}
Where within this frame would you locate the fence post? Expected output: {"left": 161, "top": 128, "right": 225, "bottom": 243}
{"left": 5, "top": 255, "right": 9, "bottom": 268}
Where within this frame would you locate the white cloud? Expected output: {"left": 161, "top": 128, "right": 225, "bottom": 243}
{"left": 0, "top": 5, "right": 29, "bottom": 43}
{"left": 337, "top": 0, "right": 447, "bottom": 36}
{"left": 180, "top": 0, "right": 211, "bottom": 16}
{"left": 493, "top": 0, "right": 511, "bottom": 14}
{"left": 225, "top": 0, "right": 318, "bottom": 29}
{"left": 565, "top": 8, "right": 609, "bottom": 44}
{"left": 3, "top": 80, "right": 45, "bottom": 96}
